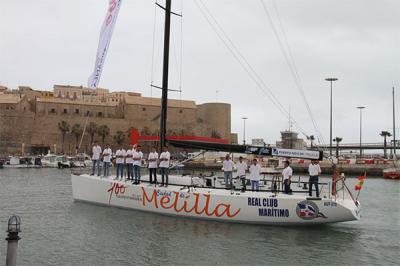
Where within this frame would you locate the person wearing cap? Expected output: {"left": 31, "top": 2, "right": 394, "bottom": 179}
{"left": 308, "top": 160, "right": 322, "bottom": 197}
{"left": 236, "top": 156, "right": 248, "bottom": 191}
{"left": 249, "top": 158, "right": 262, "bottom": 192}
{"left": 222, "top": 154, "right": 235, "bottom": 189}
{"left": 282, "top": 160, "right": 293, "bottom": 194}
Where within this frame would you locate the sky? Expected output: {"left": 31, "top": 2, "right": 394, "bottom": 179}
{"left": 1, "top": 0, "right": 399, "bottom": 146}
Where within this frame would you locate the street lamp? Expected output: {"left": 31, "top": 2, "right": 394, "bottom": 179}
{"left": 357, "top": 106, "right": 366, "bottom": 157}
{"left": 242, "top": 117, "right": 248, "bottom": 145}
{"left": 6, "top": 215, "right": 21, "bottom": 266}
{"left": 325, "top": 78, "right": 338, "bottom": 156}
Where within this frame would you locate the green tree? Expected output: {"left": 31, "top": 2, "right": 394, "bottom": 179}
{"left": 98, "top": 124, "right": 110, "bottom": 145}
{"left": 71, "top": 124, "right": 83, "bottom": 152}
{"left": 333, "top": 137, "right": 343, "bottom": 158}
{"left": 141, "top": 126, "right": 151, "bottom": 136}
{"left": 113, "top": 131, "right": 126, "bottom": 146}
{"left": 87, "top": 122, "right": 98, "bottom": 144}
{"left": 126, "top": 126, "right": 137, "bottom": 139}
{"left": 58, "top": 121, "right": 70, "bottom": 154}
{"left": 380, "top": 131, "right": 392, "bottom": 159}
{"left": 307, "top": 135, "right": 315, "bottom": 148}
{"left": 211, "top": 130, "right": 222, "bottom": 139}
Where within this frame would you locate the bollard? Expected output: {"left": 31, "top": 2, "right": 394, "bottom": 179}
{"left": 5, "top": 215, "right": 21, "bottom": 266}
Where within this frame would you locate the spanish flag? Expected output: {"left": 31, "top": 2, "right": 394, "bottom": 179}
{"left": 355, "top": 175, "right": 366, "bottom": 191}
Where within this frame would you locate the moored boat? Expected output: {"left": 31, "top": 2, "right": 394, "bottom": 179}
{"left": 383, "top": 168, "right": 400, "bottom": 179}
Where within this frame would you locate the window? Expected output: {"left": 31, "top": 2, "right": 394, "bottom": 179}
{"left": 51, "top": 108, "right": 56, "bottom": 114}
{"left": 63, "top": 109, "right": 68, "bottom": 114}
{"left": 75, "top": 109, "right": 79, "bottom": 114}
{"left": 98, "top": 112, "right": 103, "bottom": 117}
{"left": 142, "top": 107, "right": 146, "bottom": 111}
{"left": 179, "top": 109, "right": 183, "bottom": 114}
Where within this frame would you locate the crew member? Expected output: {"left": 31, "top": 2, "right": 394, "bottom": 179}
{"left": 91, "top": 141, "right": 102, "bottom": 176}
{"left": 282, "top": 160, "right": 293, "bottom": 194}
{"left": 159, "top": 146, "right": 171, "bottom": 187}
{"left": 133, "top": 145, "right": 143, "bottom": 184}
{"left": 148, "top": 146, "right": 159, "bottom": 185}
{"left": 308, "top": 160, "right": 322, "bottom": 197}
{"left": 125, "top": 145, "right": 134, "bottom": 180}
{"left": 115, "top": 146, "right": 126, "bottom": 180}
{"left": 236, "top": 156, "right": 248, "bottom": 192}
{"left": 222, "top": 154, "right": 235, "bottom": 189}
{"left": 102, "top": 144, "right": 112, "bottom": 177}
{"left": 249, "top": 159, "right": 262, "bottom": 192}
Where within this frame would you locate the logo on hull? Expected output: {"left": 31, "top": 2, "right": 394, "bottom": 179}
{"left": 296, "top": 200, "right": 327, "bottom": 220}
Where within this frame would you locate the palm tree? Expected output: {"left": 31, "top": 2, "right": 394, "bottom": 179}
{"left": 113, "top": 131, "right": 126, "bottom": 146}
{"left": 98, "top": 125, "right": 110, "bottom": 145}
{"left": 58, "top": 121, "right": 70, "bottom": 154}
{"left": 307, "top": 135, "right": 315, "bottom": 149}
{"left": 87, "top": 122, "right": 98, "bottom": 144}
{"left": 333, "top": 137, "right": 343, "bottom": 158}
{"left": 380, "top": 131, "right": 392, "bottom": 158}
{"left": 71, "top": 124, "right": 83, "bottom": 153}
{"left": 141, "top": 126, "right": 151, "bottom": 136}
{"left": 211, "top": 130, "right": 222, "bottom": 139}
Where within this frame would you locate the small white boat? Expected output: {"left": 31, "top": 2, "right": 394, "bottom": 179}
{"left": 42, "top": 154, "right": 72, "bottom": 168}
{"left": 71, "top": 173, "right": 360, "bottom": 225}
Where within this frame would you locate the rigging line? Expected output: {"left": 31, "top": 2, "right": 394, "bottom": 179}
{"left": 194, "top": 0, "right": 309, "bottom": 137}
{"left": 179, "top": 0, "right": 183, "bottom": 107}
{"left": 261, "top": 0, "right": 322, "bottom": 141}
{"left": 171, "top": 29, "right": 180, "bottom": 88}
{"left": 195, "top": 0, "right": 309, "bottom": 137}
{"left": 197, "top": 0, "right": 298, "bottom": 123}
{"left": 195, "top": 0, "right": 287, "bottom": 117}
{"left": 261, "top": 0, "right": 326, "bottom": 145}
{"left": 150, "top": 1, "right": 158, "bottom": 99}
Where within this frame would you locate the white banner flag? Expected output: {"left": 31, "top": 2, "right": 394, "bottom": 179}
{"left": 88, "top": 0, "right": 122, "bottom": 88}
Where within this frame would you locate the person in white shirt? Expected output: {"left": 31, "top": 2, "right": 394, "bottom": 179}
{"left": 148, "top": 146, "right": 159, "bottom": 185}
{"left": 222, "top": 154, "right": 235, "bottom": 189}
{"left": 282, "top": 160, "right": 293, "bottom": 194}
{"left": 236, "top": 156, "right": 248, "bottom": 192}
{"left": 159, "top": 146, "right": 171, "bottom": 187}
{"left": 115, "top": 146, "right": 126, "bottom": 180}
{"left": 133, "top": 145, "right": 143, "bottom": 184}
{"left": 102, "top": 143, "right": 112, "bottom": 177}
{"left": 308, "top": 160, "right": 322, "bottom": 197}
{"left": 91, "top": 141, "right": 102, "bottom": 176}
{"left": 249, "top": 159, "right": 262, "bottom": 192}
{"left": 125, "top": 146, "right": 134, "bottom": 180}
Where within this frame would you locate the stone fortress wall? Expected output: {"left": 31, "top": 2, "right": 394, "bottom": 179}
{"left": 0, "top": 85, "right": 236, "bottom": 155}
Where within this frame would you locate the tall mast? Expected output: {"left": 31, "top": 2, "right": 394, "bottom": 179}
{"left": 160, "top": 0, "right": 172, "bottom": 152}
{"left": 393, "top": 87, "right": 397, "bottom": 158}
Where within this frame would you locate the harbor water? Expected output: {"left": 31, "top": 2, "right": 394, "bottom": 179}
{"left": 0, "top": 168, "right": 399, "bottom": 266}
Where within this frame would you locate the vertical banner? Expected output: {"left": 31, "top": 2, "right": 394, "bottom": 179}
{"left": 88, "top": 0, "right": 122, "bottom": 88}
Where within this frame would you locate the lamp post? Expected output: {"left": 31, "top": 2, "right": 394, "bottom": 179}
{"left": 357, "top": 106, "right": 366, "bottom": 157}
{"left": 6, "top": 215, "right": 21, "bottom": 266}
{"left": 325, "top": 78, "right": 338, "bottom": 156}
{"left": 242, "top": 117, "right": 248, "bottom": 145}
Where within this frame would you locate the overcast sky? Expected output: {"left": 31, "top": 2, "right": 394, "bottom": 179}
{"left": 1, "top": 0, "right": 399, "bottom": 146}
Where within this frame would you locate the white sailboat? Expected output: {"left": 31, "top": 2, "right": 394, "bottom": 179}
{"left": 71, "top": 0, "right": 361, "bottom": 225}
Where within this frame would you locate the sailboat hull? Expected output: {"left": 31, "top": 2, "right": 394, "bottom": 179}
{"left": 71, "top": 174, "right": 360, "bottom": 225}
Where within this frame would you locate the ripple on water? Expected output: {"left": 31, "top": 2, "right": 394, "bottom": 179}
{"left": 0, "top": 169, "right": 399, "bottom": 266}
